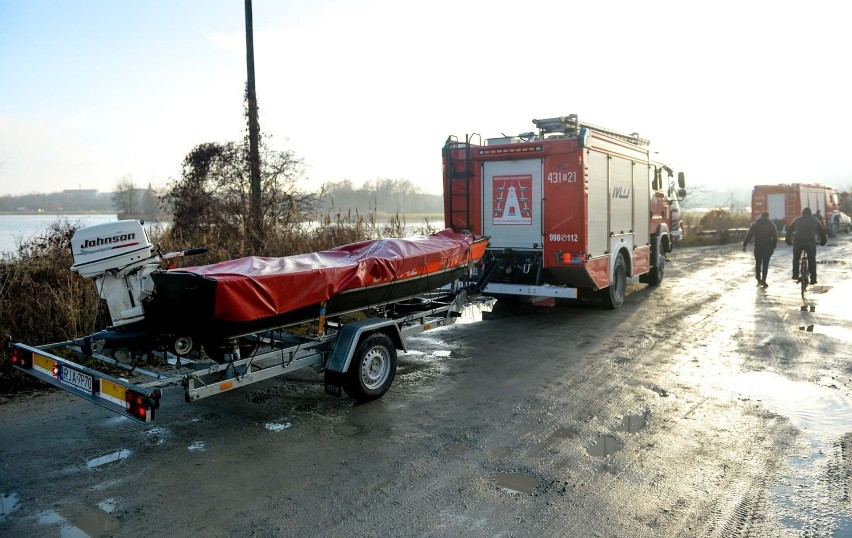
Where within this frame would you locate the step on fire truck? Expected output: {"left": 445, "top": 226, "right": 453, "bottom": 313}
{"left": 444, "top": 114, "right": 686, "bottom": 308}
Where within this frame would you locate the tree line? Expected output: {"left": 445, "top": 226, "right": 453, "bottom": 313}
{"left": 320, "top": 179, "right": 442, "bottom": 215}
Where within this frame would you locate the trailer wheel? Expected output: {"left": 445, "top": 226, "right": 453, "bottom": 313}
{"left": 599, "top": 255, "right": 626, "bottom": 309}
{"left": 171, "top": 335, "right": 195, "bottom": 357}
{"left": 343, "top": 332, "right": 397, "bottom": 402}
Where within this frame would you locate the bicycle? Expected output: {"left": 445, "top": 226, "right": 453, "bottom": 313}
{"left": 798, "top": 249, "right": 809, "bottom": 298}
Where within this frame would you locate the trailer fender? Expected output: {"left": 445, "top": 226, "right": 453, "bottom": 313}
{"left": 325, "top": 318, "right": 405, "bottom": 375}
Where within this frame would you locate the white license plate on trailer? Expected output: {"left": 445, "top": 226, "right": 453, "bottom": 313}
{"left": 60, "top": 365, "right": 94, "bottom": 393}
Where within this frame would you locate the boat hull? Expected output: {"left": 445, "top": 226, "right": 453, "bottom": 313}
{"left": 139, "top": 231, "right": 487, "bottom": 344}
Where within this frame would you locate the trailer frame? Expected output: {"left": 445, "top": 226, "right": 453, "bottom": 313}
{"left": 7, "top": 287, "right": 472, "bottom": 423}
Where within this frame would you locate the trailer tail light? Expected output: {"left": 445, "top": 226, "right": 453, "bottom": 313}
{"left": 11, "top": 348, "right": 33, "bottom": 369}
{"left": 125, "top": 388, "right": 161, "bottom": 420}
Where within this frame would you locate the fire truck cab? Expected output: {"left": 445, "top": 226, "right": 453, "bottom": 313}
{"left": 443, "top": 114, "right": 685, "bottom": 308}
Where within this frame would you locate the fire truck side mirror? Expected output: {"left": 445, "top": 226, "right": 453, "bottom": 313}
{"left": 677, "top": 188, "right": 687, "bottom": 200}
{"left": 578, "top": 127, "right": 590, "bottom": 148}
{"left": 678, "top": 172, "right": 686, "bottom": 188}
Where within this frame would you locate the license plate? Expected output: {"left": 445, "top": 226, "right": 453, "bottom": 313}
{"left": 60, "top": 365, "right": 95, "bottom": 393}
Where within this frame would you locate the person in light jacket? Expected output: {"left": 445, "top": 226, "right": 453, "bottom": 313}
{"left": 743, "top": 211, "right": 778, "bottom": 287}
{"left": 785, "top": 207, "right": 828, "bottom": 284}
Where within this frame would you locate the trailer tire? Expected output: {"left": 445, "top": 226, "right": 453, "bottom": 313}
{"left": 599, "top": 254, "right": 626, "bottom": 309}
{"left": 343, "top": 332, "right": 397, "bottom": 402}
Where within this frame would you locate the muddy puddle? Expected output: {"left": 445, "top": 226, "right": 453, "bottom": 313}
{"left": 728, "top": 371, "right": 852, "bottom": 437}
{"left": 493, "top": 471, "right": 539, "bottom": 494}
{"left": 457, "top": 298, "right": 496, "bottom": 325}
{"left": 615, "top": 413, "right": 650, "bottom": 433}
{"left": 1, "top": 492, "right": 20, "bottom": 521}
{"left": 586, "top": 434, "right": 624, "bottom": 457}
{"left": 86, "top": 449, "right": 131, "bottom": 469}
{"left": 729, "top": 371, "right": 852, "bottom": 533}
{"left": 797, "top": 324, "right": 852, "bottom": 342}
{"left": 37, "top": 499, "right": 121, "bottom": 537}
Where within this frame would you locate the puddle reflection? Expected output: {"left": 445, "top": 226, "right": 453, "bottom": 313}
{"left": 494, "top": 472, "right": 539, "bottom": 494}
{"left": 728, "top": 371, "right": 852, "bottom": 436}
{"left": 616, "top": 413, "right": 650, "bottom": 433}
{"left": 86, "top": 449, "right": 131, "bottom": 469}
{"left": 37, "top": 502, "right": 121, "bottom": 538}
{"left": 586, "top": 434, "right": 623, "bottom": 457}
{"left": 0, "top": 492, "right": 20, "bottom": 521}
{"left": 457, "top": 298, "right": 496, "bottom": 325}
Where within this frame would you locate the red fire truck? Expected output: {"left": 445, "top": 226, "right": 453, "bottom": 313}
{"left": 443, "top": 114, "right": 686, "bottom": 309}
{"left": 751, "top": 183, "right": 842, "bottom": 236}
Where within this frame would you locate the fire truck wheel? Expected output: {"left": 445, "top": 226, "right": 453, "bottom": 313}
{"left": 599, "top": 255, "right": 626, "bottom": 309}
{"left": 647, "top": 250, "right": 665, "bottom": 286}
{"left": 343, "top": 332, "right": 397, "bottom": 402}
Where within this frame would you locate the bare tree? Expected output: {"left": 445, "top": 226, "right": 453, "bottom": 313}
{"left": 112, "top": 174, "right": 137, "bottom": 214}
{"left": 163, "top": 139, "right": 317, "bottom": 258}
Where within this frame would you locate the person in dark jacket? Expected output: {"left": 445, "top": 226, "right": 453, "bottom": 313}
{"left": 785, "top": 207, "right": 828, "bottom": 284}
{"left": 742, "top": 211, "right": 778, "bottom": 287}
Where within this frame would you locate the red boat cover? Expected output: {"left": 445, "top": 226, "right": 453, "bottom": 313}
{"left": 174, "top": 229, "right": 484, "bottom": 322}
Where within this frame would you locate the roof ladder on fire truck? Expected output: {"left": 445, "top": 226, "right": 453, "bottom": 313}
{"left": 443, "top": 134, "right": 477, "bottom": 232}
{"left": 786, "top": 185, "right": 798, "bottom": 221}
{"left": 532, "top": 114, "right": 651, "bottom": 147}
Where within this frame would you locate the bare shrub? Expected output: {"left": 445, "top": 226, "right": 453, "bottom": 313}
{"left": 0, "top": 219, "right": 110, "bottom": 393}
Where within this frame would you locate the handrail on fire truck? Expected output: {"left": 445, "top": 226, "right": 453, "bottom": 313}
{"left": 531, "top": 114, "right": 651, "bottom": 147}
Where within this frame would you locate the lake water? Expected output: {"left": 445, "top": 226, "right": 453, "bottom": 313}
{"left": 0, "top": 214, "right": 118, "bottom": 257}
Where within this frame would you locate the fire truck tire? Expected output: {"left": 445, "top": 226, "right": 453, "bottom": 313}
{"left": 646, "top": 250, "right": 665, "bottom": 286}
{"left": 599, "top": 254, "right": 626, "bottom": 309}
{"left": 343, "top": 332, "right": 397, "bottom": 402}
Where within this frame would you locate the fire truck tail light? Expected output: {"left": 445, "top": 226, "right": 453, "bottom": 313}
{"left": 559, "top": 252, "right": 588, "bottom": 264}
{"left": 11, "top": 348, "right": 33, "bottom": 369}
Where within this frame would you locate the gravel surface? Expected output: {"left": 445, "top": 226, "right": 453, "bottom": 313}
{"left": 2, "top": 234, "right": 852, "bottom": 537}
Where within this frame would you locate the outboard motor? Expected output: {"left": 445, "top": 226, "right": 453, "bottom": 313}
{"left": 70, "top": 220, "right": 159, "bottom": 327}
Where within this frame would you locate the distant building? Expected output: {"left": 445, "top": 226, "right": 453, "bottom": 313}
{"left": 62, "top": 189, "right": 99, "bottom": 198}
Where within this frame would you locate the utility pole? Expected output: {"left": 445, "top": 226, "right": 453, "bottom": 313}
{"left": 245, "top": 0, "right": 263, "bottom": 252}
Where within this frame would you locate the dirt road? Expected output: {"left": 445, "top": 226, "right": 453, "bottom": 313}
{"left": 2, "top": 235, "right": 852, "bottom": 537}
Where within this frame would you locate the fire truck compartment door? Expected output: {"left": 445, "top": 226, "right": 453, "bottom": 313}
{"left": 483, "top": 159, "right": 543, "bottom": 249}
{"left": 767, "top": 193, "right": 785, "bottom": 220}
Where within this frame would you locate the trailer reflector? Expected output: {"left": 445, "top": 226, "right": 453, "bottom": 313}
{"left": 220, "top": 381, "right": 234, "bottom": 391}
{"left": 100, "top": 379, "right": 128, "bottom": 407}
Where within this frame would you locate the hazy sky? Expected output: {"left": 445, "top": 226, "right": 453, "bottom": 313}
{"left": 2, "top": 0, "right": 850, "bottom": 196}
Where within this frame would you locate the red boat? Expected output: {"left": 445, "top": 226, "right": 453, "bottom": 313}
{"left": 142, "top": 229, "right": 488, "bottom": 346}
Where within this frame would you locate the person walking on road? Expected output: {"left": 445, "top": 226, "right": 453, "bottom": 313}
{"left": 785, "top": 207, "right": 828, "bottom": 284}
{"left": 743, "top": 211, "right": 778, "bottom": 287}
